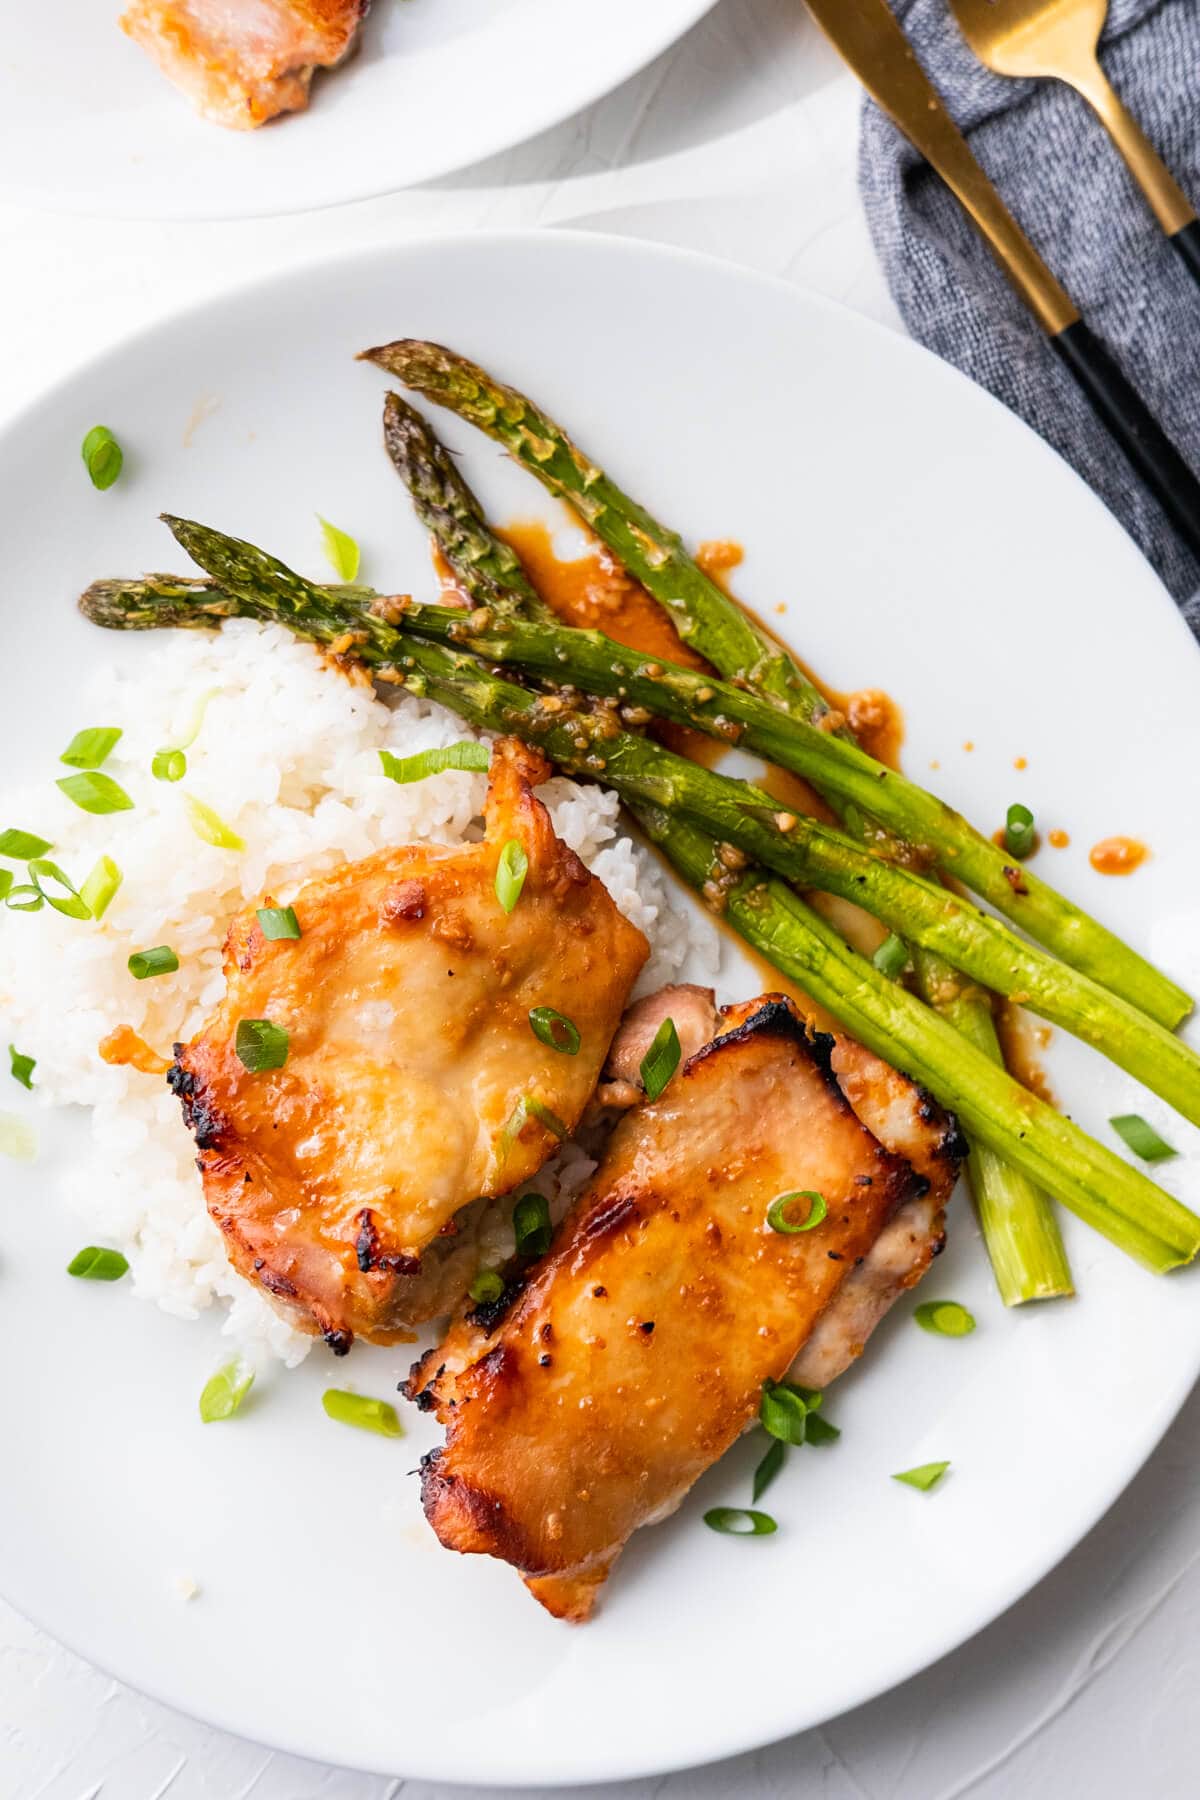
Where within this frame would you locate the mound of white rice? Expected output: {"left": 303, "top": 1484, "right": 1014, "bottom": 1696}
{"left": 0, "top": 620, "right": 718, "bottom": 1364}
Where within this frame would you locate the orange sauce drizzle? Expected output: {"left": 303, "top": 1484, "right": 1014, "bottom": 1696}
{"left": 1048, "top": 829, "right": 1070, "bottom": 850}
{"left": 99, "top": 1025, "right": 171, "bottom": 1076}
{"left": 1089, "top": 836, "right": 1147, "bottom": 876}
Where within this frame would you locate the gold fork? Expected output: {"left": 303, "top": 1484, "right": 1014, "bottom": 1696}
{"left": 946, "top": 0, "right": 1200, "bottom": 287}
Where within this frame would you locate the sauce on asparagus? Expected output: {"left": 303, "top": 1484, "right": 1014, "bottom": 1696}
{"left": 1089, "top": 836, "right": 1148, "bottom": 876}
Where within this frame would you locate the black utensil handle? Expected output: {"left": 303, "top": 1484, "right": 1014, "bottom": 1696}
{"left": 1171, "top": 220, "right": 1200, "bottom": 288}
{"left": 1051, "top": 319, "right": 1200, "bottom": 564}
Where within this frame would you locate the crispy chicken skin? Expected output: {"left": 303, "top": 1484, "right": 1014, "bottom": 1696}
{"left": 120, "top": 0, "right": 369, "bottom": 129}
{"left": 169, "top": 739, "right": 648, "bottom": 1351}
{"left": 602, "top": 985, "right": 964, "bottom": 1389}
{"left": 408, "top": 997, "right": 924, "bottom": 1620}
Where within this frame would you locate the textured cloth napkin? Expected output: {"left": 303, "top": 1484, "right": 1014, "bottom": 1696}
{"left": 859, "top": 0, "right": 1200, "bottom": 618}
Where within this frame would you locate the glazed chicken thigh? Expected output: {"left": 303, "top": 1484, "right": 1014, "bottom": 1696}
{"left": 411, "top": 994, "right": 963, "bottom": 1620}
{"left": 121, "top": 0, "right": 370, "bottom": 128}
{"left": 170, "top": 739, "right": 648, "bottom": 1350}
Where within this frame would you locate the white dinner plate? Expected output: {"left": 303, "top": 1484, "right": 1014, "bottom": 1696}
{"left": 2, "top": 232, "right": 1199, "bottom": 1788}
{"left": 0, "top": 0, "right": 715, "bottom": 219}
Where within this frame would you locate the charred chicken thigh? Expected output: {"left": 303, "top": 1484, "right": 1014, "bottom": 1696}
{"left": 170, "top": 739, "right": 648, "bottom": 1350}
{"left": 121, "top": 0, "right": 370, "bottom": 129}
{"left": 411, "top": 994, "right": 963, "bottom": 1621}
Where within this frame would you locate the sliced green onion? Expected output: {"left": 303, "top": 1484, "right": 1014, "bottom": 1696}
{"left": 27, "top": 859, "right": 91, "bottom": 920}
{"left": 513, "top": 1190, "right": 553, "bottom": 1258}
{"left": 528, "top": 1007, "right": 581, "bottom": 1056}
{"left": 752, "top": 1436, "right": 786, "bottom": 1502}
{"left": 789, "top": 1384, "right": 822, "bottom": 1409}
{"left": 199, "top": 1358, "right": 255, "bottom": 1423}
{"left": 5, "top": 884, "right": 43, "bottom": 912}
{"left": 914, "top": 1300, "right": 976, "bottom": 1337}
{"left": 760, "top": 1380, "right": 808, "bottom": 1446}
{"left": 318, "top": 516, "right": 361, "bottom": 583}
{"left": 322, "top": 1389, "right": 402, "bottom": 1437}
{"left": 128, "top": 945, "right": 179, "bottom": 980}
{"left": 66, "top": 1245, "right": 129, "bottom": 1281}
{"left": 469, "top": 1268, "right": 505, "bottom": 1305}
{"left": 872, "top": 932, "right": 908, "bottom": 979}
{"left": 640, "top": 1016, "right": 681, "bottom": 1101}
{"left": 0, "top": 828, "right": 53, "bottom": 859}
{"left": 81, "top": 425, "right": 123, "bottom": 491}
{"left": 1004, "top": 803, "right": 1036, "bottom": 859}
{"left": 184, "top": 794, "right": 244, "bottom": 851}
{"left": 0, "top": 870, "right": 10, "bottom": 903}
{"left": 175, "top": 687, "right": 220, "bottom": 751}
{"left": 893, "top": 1460, "right": 950, "bottom": 1492}
{"left": 79, "top": 855, "right": 122, "bottom": 921}
{"left": 497, "top": 1095, "right": 566, "bottom": 1174}
{"left": 1110, "top": 1113, "right": 1177, "bottom": 1163}
{"left": 804, "top": 1412, "right": 841, "bottom": 1446}
{"left": 703, "top": 1507, "right": 777, "bottom": 1537}
{"left": 57, "top": 771, "right": 134, "bottom": 816}
{"left": 152, "top": 748, "right": 187, "bottom": 783}
{"left": 0, "top": 1112, "right": 36, "bottom": 1160}
{"left": 235, "top": 1017, "right": 289, "bottom": 1073}
{"left": 257, "top": 905, "right": 301, "bottom": 941}
{"left": 379, "top": 741, "right": 490, "bottom": 784}
{"left": 766, "top": 1190, "right": 827, "bottom": 1234}
{"left": 495, "top": 838, "right": 529, "bottom": 914}
{"left": 61, "top": 726, "right": 122, "bottom": 770}
{"left": 8, "top": 1045, "right": 34, "bottom": 1089}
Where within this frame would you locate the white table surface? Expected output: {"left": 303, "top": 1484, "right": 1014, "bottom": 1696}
{"left": 3, "top": 3, "right": 1198, "bottom": 1795}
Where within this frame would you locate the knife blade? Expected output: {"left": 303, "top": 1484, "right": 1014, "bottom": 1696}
{"left": 803, "top": 0, "right": 1200, "bottom": 565}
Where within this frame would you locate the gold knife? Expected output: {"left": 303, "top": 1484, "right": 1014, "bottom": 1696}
{"left": 803, "top": 0, "right": 1200, "bottom": 564}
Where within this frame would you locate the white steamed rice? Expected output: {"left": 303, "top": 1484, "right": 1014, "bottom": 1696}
{"left": 0, "top": 619, "right": 718, "bottom": 1364}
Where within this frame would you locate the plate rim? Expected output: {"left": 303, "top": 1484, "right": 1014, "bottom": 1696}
{"left": 2, "top": 226, "right": 1198, "bottom": 1787}
{"left": 0, "top": 0, "right": 720, "bottom": 221}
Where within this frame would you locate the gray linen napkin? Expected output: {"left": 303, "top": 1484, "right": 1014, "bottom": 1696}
{"left": 858, "top": 0, "right": 1200, "bottom": 617}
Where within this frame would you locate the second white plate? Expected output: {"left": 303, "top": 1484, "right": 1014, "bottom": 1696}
{"left": 0, "top": 0, "right": 716, "bottom": 218}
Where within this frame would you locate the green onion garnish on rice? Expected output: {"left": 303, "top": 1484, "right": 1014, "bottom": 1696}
{"left": 8, "top": 1045, "right": 35, "bottom": 1089}
{"left": 322, "top": 1390, "right": 402, "bottom": 1437}
{"left": 28, "top": 859, "right": 91, "bottom": 920}
{"left": 79, "top": 855, "right": 122, "bottom": 921}
{"left": 66, "top": 1246, "right": 129, "bottom": 1281}
{"left": 152, "top": 748, "right": 187, "bottom": 783}
{"left": 56, "top": 771, "right": 134, "bottom": 815}
{"left": 184, "top": 795, "right": 244, "bottom": 851}
{"left": 60, "top": 727, "right": 122, "bottom": 770}
{"left": 127, "top": 945, "right": 179, "bottom": 980}
{"left": 0, "top": 828, "right": 53, "bottom": 859}
{"left": 379, "top": 741, "right": 489, "bottom": 784}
